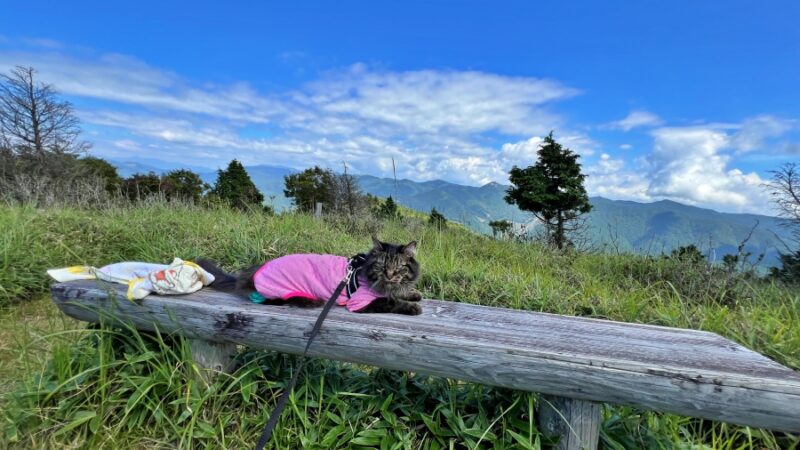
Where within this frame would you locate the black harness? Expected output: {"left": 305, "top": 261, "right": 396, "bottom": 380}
{"left": 345, "top": 253, "right": 367, "bottom": 298}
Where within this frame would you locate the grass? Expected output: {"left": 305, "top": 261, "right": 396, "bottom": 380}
{"left": 0, "top": 202, "right": 798, "bottom": 449}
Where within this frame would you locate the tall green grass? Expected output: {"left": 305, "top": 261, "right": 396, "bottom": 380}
{"left": 1, "top": 203, "right": 798, "bottom": 449}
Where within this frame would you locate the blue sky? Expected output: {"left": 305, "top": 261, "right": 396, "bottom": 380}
{"left": 1, "top": 0, "right": 798, "bottom": 214}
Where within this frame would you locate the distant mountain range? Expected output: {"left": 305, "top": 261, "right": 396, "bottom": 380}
{"left": 112, "top": 160, "right": 795, "bottom": 267}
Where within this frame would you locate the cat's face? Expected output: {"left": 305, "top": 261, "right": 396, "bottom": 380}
{"left": 364, "top": 236, "right": 420, "bottom": 288}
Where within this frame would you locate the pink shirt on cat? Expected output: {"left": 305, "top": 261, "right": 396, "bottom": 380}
{"left": 253, "top": 254, "right": 382, "bottom": 312}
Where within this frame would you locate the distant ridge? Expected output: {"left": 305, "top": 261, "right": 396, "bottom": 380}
{"left": 108, "top": 159, "right": 794, "bottom": 267}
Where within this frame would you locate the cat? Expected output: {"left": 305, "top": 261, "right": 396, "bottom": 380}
{"left": 197, "top": 236, "right": 423, "bottom": 315}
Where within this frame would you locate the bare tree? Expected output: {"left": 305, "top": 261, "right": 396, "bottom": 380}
{"left": 0, "top": 66, "right": 89, "bottom": 166}
{"left": 765, "top": 162, "right": 800, "bottom": 282}
{"left": 339, "top": 161, "right": 362, "bottom": 215}
{"left": 0, "top": 66, "right": 98, "bottom": 205}
{"left": 766, "top": 163, "right": 800, "bottom": 234}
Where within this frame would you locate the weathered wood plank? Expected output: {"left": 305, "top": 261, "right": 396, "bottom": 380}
{"left": 188, "top": 339, "right": 237, "bottom": 383}
{"left": 537, "top": 395, "right": 601, "bottom": 450}
{"left": 51, "top": 281, "right": 800, "bottom": 432}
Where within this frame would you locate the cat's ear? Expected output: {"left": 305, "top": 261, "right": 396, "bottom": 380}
{"left": 372, "top": 235, "right": 384, "bottom": 250}
{"left": 403, "top": 241, "right": 417, "bottom": 258}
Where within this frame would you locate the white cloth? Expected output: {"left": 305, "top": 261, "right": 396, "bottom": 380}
{"left": 47, "top": 258, "right": 216, "bottom": 300}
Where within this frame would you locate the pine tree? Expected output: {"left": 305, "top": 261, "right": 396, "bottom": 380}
{"left": 428, "top": 208, "right": 447, "bottom": 229}
{"left": 211, "top": 160, "right": 264, "bottom": 210}
{"left": 377, "top": 196, "right": 400, "bottom": 219}
{"left": 504, "top": 132, "right": 591, "bottom": 250}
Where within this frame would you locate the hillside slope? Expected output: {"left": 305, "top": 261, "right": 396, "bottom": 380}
{"left": 357, "top": 175, "right": 793, "bottom": 266}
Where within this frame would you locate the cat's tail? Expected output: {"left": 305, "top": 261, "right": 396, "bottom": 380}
{"left": 195, "top": 258, "right": 239, "bottom": 293}
{"left": 195, "top": 257, "right": 262, "bottom": 299}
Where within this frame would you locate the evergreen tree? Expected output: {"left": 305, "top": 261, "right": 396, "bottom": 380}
{"left": 377, "top": 196, "right": 401, "bottom": 219}
{"left": 428, "top": 208, "right": 447, "bottom": 229}
{"left": 770, "top": 251, "right": 800, "bottom": 283}
{"left": 504, "top": 132, "right": 591, "bottom": 249}
{"left": 162, "top": 169, "right": 208, "bottom": 203}
{"left": 211, "top": 160, "right": 264, "bottom": 210}
{"left": 283, "top": 166, "right": 335, "bottom": 213}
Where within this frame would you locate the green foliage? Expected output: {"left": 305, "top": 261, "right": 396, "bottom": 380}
{"left": 211, "top": 160, "right": 265, "bottom": 210}
{"left": 770, "top": 250, "right": 800, "bottom": 284}
{"left": 121, "top": 171, "right": 162, "bottom": 200}
{"left": 376, "top": 196, "right": 401, "bottom": 219}
{"left": 77, "top": 156, "right": 122, "bottom": 193}
{"left": 1, "top": 203, "right": 798, "bottom": 449}
{"left": 505, "top": 132, "right": 591, "bottom": 249}
{"left": 161, "top": 169, "right": 208, "bottom": 203}
{"left": 669, "top": 244, "right": 705, "bottom": 264}
{"left": 489, "top": 219, "right": 513, "bottom": 238}
{"left": 428, "top": 207, "right": 446, "bottom": 229}
{"left": 283, "top": 166, "right": 334, "bottom": 213}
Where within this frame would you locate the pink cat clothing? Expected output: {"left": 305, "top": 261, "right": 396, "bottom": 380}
{"left": 253, "top": 254, "right": 382, "bottom": 312}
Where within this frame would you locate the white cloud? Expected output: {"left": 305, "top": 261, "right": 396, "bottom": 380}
{"left": 644, "top": 126, "right": 772, "bottom": 213}
{"left": 584, "top": 153, "right": 651, "bottom": 201}
{"left": 730, "top": 115, "right": 795, "bottom": 153}
{"left": 1, "top": 42, "right": 795, "bottom": 215}
{"left": 0, "top": 46, "right": 586, "bottom": 183}
{"left": 607, "top": 110, "right": 663, "bottom": 131}
{"left": 500, "top": 133, "right": 595, "bottom": 168}
{"left": 0, "top": 51, "right": 286, "bottom": 123}
{"left": 298, "top": 65, "right": 579, "bottom": 137}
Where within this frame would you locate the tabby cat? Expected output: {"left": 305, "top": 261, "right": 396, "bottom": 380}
{"left": 198, "top": 236, "right": 423, "bottom": 315}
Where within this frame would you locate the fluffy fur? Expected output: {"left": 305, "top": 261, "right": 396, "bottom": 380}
{"left": 197, "top": 236, "right": 423, "bottom": 315}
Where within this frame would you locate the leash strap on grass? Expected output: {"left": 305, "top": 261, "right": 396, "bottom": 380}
{"left": 254, "top": 268, "right": 353, "bottom": 450}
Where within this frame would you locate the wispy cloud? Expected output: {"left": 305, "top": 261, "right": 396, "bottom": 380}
{"left": 730, "top": 115, "right": 795, "bottom": 153}
{"left": 606, "top": 110, "right": 663, "bottom": 131}
{"left": 0, "top": 44, "right": 589, "bottom": 185}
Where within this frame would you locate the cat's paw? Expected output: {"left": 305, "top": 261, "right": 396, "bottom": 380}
{"left": 399, "top": 303, "right": 422, "bottom": 315}
{"left": 405, "top": 290, "right": 423, "bottom": 302}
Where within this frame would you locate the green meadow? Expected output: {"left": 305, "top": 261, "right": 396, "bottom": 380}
{"left": 1, "top": 202, "right": 798, "bottom": 449}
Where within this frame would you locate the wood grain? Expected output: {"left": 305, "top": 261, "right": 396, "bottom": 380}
{"left": 538, "top": 395, "right": 600, "bottom": 450}
{"left": 51, "top": 281, "right": 800, "bottom": 432}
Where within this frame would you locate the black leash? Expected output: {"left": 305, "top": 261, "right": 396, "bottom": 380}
{"left": 254, "top": 266, "right": 354, "bottom": 450}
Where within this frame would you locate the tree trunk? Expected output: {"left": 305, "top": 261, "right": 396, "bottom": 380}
{"left": 556, "top": 212, "right": 565, "bottom": 250}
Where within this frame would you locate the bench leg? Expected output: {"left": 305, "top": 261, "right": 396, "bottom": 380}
{"left": 537, "top": 395, "right": 601, "bottom": 450}
{"left": 188, "top": 339, "right": 236, "bottom": 382}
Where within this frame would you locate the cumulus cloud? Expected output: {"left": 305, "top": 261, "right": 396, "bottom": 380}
{"left": 607, "top": 110, "right": 663, "bottom": 131}
{"left": 644, "top": 126, "right": 772, "bottom": 212}
{"left": 583, "top": 154, "right": 650, "bottom": 201}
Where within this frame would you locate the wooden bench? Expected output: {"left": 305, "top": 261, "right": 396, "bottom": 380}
{"left": 52, "top": 280, "right": 800, "bottom": 449}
